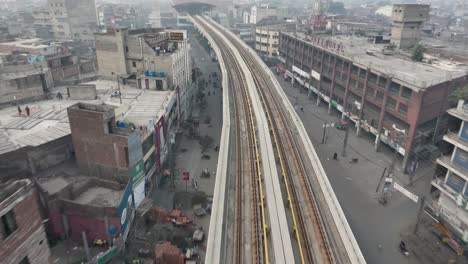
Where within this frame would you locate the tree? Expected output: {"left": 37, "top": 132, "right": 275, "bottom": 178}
{"left": 411, "top": 44, "right": 425, "bottom": 62}
{"left": 449, "top": 85, "right": 468, "bottom": 105}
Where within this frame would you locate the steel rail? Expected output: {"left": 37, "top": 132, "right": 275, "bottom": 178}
{"left": 204, "top": 16, "right": 335, "bottom": 263}
{"left": 193, "top": 16, "right": 267, "bottom": 264}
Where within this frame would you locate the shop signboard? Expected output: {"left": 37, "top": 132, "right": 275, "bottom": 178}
{"left": 118, "top": 182, "right": 135, "bottom": 241}
{"left": 129, "top": 160, "right": 145, "bottom": 185}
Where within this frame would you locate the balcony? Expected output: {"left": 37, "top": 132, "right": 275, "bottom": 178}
{"left": 438, "top": 155, "right": 468, "bottom": 179}
{"left": 432, "top": 178, "right": 457, "bottom": 201}
{"left": 444, "top": 132, "right": 468, "bottom": 153}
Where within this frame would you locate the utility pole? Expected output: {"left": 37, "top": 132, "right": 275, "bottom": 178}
{"left": 117, "top": 75, "right": 122, "bottom": 104}
{"left": 375, "top": 167, "right": 387, "bottom": 193}
{"left": 341, "top": 125, "right": 349, "bottom": 157}
{"left": 413, "top": 196, "right": 426, "bottom": 234}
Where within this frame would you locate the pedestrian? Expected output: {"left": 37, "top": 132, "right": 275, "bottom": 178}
{"left": 333, "top": 152, "right": 338, "bottom": 160}
{"left": 56, "top": 92, "right": 63, "bottom": 100}
{"left": 25, "top": 106, "right": 30, "bottom": 116}
{"left": 301, "top": 107, "right": 304, "bottom": 112}
{"left": 17, "top": 105, "right": 22, "bottom": 116}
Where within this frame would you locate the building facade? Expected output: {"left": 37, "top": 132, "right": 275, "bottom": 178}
{"left": 47, "top": 0, "right": 97, "bottom": 41}
{"left": 391, "top": 4, "right": 430, "bottom": 49}
{"left": 432, "top": 100, "right": 468, "bottom": 244}
{"left": 278, "top": 31, "right": 468, "bottom": 170}
{"left": 0, "top": 180, "right": 51, "bottom": 264}
{"left": 95, "top": 28, "right": 191, "bottom": 92}
{"left": 255, "top": 26, "right": 280, "bottom": 58}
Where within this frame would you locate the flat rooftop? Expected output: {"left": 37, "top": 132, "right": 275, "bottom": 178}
{"left": 73, "top": 187, "right": 123, "bottom": 207}
{"left": 121, "top": 90, "right": 173, "bottom": 127}
{"left": 0, "top": 38, "right": 51, "bottom": 49}
{"left": 285, "top": 32, "right": 468, "bottom": 91}
{"left": 0, "top": 79, "right": 175, "bottom": 155}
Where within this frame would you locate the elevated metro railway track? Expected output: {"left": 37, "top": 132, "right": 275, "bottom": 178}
{"left": 193, "top": 15, "right": 367, "bottom": 264}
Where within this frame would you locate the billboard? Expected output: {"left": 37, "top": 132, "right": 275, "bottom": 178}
{"left": 129, "top": 160, "right": 145, "bottom": 185}
{"left": 118, "top": 182, "right": 135, "bottom": 241}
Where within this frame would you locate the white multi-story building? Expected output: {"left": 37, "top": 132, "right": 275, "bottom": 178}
{"left": 432, "top": 100, "right": 468, "bottom": 244}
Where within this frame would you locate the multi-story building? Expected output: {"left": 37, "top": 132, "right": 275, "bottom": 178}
{"left": 431, "top": 100, "right": 468, "bottom": 245}
{"left": 0, "top": 37, "right": 97, "bottom": 84}
{"left": 67, "top": 96, "right": 177, "bottom": 206}
{"left": 255, "top": 20, "right": 295, "bottom": 59}
{"left": 32, "top": 8, "right": 53, "bottom": 39}
{"left": 95, "top": 28, "right": 193, "bottom": 120}
{"left": 95, "top": 28, "right": 191, "bottom": 91}
{"left": 244, "top": 2, "right": 278, "bottom": 24}
{"left": 97, "top": 3, "right": 138, "bottom": 30}
{"left": 0, "top": 179, "right": 51, "bottom": 263}
{"left": 47, "top": 0, "right": 97, "bottom": 41}
{"left": 278, "top": 31, "right": 468, "bottom": 170}
{"left": 391, "top": 4, "right": 430, "bottom": 49}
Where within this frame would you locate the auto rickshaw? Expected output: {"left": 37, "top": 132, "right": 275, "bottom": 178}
{"left": 335, "top": 121, "right": 349, "bottom": 130}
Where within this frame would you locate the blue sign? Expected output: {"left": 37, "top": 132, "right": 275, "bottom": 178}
{"left": 453, "top": 148, "right": 468, "bottom": 171}
{"left": 118, "top": 181, "right": 135, "bottom": 241}
{"left": 460, "top": 121, "right": 468, "bottom": 142}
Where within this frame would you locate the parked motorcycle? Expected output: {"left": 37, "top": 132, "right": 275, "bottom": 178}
{"left": 399, "top": 241, "right": 409, "bottom": 257}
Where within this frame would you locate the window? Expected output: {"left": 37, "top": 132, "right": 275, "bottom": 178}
{"left": 1, "top": 210, "right": 18, "bottom": 238}
{"left": 125, "top": 46, "right": 129, "bottom": 53}
{"left": 390, "top": 82, "right": 400, "bottom": 95}
{"left": 398, "top": 104, "right": 408, "bottom": 116}
{"left": 446, "top": 172, "right": 465, "bottom": 194}
{"left": 378, "top": 77, "right": 387, "bottom": 88}
{"left": 349, "top": 79, "right": 356, "bottom": 88}
{"left": 132, "top": 61, "right": 137, "bottom": 67}
{"left": 386, "top": 97, "right": 396, "bottom": 109}
{"left": 401, "top": 87, "right": 412, "bottom": 99}
{"left": 376, "top": 91, "right": 384, "bottom": 101}
{"left": 359, "top": 68, "right": 366, "bottom": 79}
{"left": 369, "top": 72, "right": 377, "bottom": 84}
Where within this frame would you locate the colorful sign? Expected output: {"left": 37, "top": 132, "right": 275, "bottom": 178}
{"left": 129, "top": 160, "right": 145, "bottom": 185}
{"left": 118, "top": 182, "right": 135, "bottom": 241}
{"left": 96, "top": 247, "right": 119, "bottom": 264}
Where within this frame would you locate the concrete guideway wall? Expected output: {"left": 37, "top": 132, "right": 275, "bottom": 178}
{"left": 203, "top": 15, "right": 367, "bottom": 264}
{"left": 189, "top": 17, "right": 231, "bottom": 264}
{"left": 197, "top": 16, "right": 294, "bottom": 264}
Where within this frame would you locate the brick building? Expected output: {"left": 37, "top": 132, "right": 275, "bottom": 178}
{"left": 67, "top": 103, "right": 141, "bottom": 180}
{"left": 278, "top": 31, "right": 468, "bottom": 170}
{"left": 0, "top": 179, "right": 51, "bottom": 263}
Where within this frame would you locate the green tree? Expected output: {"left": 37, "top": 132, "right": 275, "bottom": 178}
{"left": 411, "top": 44, "right": 425, "bottom": 62}
{"left": 449, "top": 85, "right": 468, "bottom": 104}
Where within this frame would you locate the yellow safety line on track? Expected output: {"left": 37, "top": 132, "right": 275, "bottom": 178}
{"left": 246, "top": 87, "right": 270, "bottom": 264}
{"left": 256, "top": 79, "right": 306, "bottom": 264}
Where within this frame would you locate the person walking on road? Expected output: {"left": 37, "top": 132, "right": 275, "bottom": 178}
{"left": 25, "top": 106, "right": 30, "bottom": 116}
{"left": 17, "top": 105, "right": 22, "bottom": 116}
